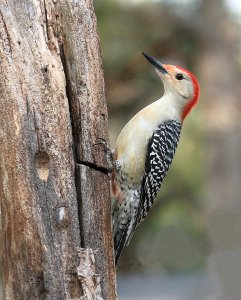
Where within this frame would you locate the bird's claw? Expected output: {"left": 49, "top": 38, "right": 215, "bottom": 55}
{"left": 95, "top": 138, "right": 114, "bottom": 171}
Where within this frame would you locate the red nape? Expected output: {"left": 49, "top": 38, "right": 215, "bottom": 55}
{"left": 178, "top": 67, "right": 200, "bottom": 121}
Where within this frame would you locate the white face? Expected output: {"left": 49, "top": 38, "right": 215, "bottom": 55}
{"left": 156, "top": 65, "right": 195, "bottom": 102}
{"left": 142, "top": 53, "right": 199, "bottom": 120}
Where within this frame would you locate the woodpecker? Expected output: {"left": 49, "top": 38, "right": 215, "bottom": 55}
{"left": 111, "top": 52, "right": 200, "bottom": 264}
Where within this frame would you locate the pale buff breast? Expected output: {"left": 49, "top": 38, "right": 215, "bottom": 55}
{"left": 114, "top": 102, "right": 168, "bottom": 183}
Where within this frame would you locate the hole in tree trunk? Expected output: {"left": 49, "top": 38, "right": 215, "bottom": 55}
{"left": 35, "top": 151, "right": 50, "bottom": 182}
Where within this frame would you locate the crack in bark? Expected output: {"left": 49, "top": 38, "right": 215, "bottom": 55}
{"left": 58, "top": 43, "right": 86, "bottom": 250}
{"left": 43, "top": 0, "right": 50, "bottom": 42}
{"left": 77, "top": 161, "right": 111, "bottom": 175}
{"left": 58, "top": 44, "right": 111, "bottom": 175}
{"left": 58, "top": 43, "right": 111, "bottom": 260}
{"left": 43, "top": 0, "right": 58, "bottom": 53}
{"left": 0, "top": 11, "right": 13, "bottom": 57}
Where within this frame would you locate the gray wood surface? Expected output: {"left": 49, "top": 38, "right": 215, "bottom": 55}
{"left": 0, "top": 1, "right": 116, "bottom": 299}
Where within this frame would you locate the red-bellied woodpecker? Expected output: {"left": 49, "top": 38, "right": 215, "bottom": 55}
{"left": 111, "top": 52, "right": 200, "bottom": 264}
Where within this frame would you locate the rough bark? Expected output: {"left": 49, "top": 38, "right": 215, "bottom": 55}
{"left": 0, "top": 1, "right": 116, "bottom": 299}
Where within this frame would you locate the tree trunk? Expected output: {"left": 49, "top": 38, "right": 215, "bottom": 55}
{"left": 0, "top": 1, "right": 116, "bottom": 299}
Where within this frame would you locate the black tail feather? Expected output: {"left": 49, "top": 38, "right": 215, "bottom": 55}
{"left": 114, "top": 221, "right": 130, "bottom": 265}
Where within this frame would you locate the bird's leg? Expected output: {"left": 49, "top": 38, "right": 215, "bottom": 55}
{"left": 95, "top": 138, "right": 115, "bottom": 171}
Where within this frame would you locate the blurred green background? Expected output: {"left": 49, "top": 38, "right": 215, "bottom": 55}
{"left": 94, "top": 0, "right": 241, "bottom": 298}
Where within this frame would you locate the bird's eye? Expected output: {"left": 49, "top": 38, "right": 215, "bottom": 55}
{"left": 175, "top": 73, "right": 184, "bottom": 80}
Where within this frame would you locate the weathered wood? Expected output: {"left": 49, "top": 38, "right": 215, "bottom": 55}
{"left": 76, "top": 165, "right": 116, "bottom": 299}
{"left": 59, "top": 1, "right": 109, "bottom": 168}
{"left": 77, "top": 248, "right": 103, "bottom": 300}
{"left": 0, "top": 1, "right": 116, "bottom": 299}
{"left": 58, "top": 1, "right": 116, "bottom": 298}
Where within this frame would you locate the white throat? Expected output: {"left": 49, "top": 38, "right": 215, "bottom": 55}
{"left": 155, "top": 90, "right": 184, "bottom": 122}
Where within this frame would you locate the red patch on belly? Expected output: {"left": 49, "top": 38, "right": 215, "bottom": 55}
{"left": 111, "top": 171, "right": 124, "bottom": 203}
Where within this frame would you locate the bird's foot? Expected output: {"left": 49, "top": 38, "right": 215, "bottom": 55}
{"left": 95, "top": 138, "right": 114, "bottom": 171}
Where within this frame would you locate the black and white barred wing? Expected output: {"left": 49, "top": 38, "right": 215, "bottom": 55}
{"left": 137, "top": 120, "right": 182, "bottom": 223}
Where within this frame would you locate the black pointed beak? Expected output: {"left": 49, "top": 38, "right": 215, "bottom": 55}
{"left": 142, "top": 52, "right": 168, "bottom": 75}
